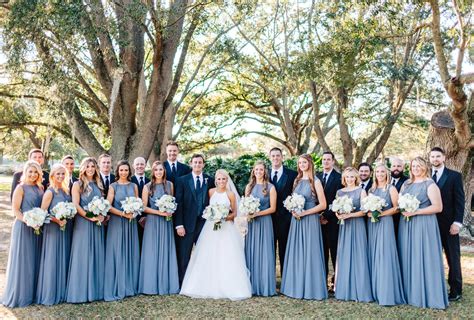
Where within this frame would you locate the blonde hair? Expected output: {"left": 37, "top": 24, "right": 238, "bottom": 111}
{"left": 370, "top": 163, "right": 390, "bottom": 192}
{"left": 245, "top": 161, "right": 270, "bottom": 196}
{"left": 78, "top": 157, "right": 103, "bottom": 195}
{"left": 20, "top": 160, "right": 43, "bottom": 189}
{"left": 407, "top": 156, "right": 430, "bottom": 184}
{"left": 215, "top": 169, "right": 231, "bottom": 192}
{"left": 341, "top": 167, "right": 361, "bottom": 187}
{"left": 49, "top": 164, "right": 70, "bottom": 195}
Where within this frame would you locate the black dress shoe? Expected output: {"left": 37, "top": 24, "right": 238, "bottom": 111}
{"left": 448, "top": 293, "right": 462, "bottom": 301}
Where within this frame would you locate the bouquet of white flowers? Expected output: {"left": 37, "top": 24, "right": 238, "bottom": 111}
{"left": 283, "top": 193, "right": 305, "bottom": 220}
{"left": 398, "top": 193, "right": 420, "bottom": 222}
{"left": 239, "top": 195, "right": 260, "bottom": 222}
{"left": 361, "top": 194, "right": 387, "bottom": 223}
{"left": 202, "top": 203, "right": 230, "bottom": 231}
{"left": 51, "top": 201, "right": 77, "bottom": 231}
{"left": 121, "top": 196, "right": 144, "bottom": 222}
{"left": 85, "top": 196, "right": 111, "bottom": 226}
{"left": 155, "top": 194, "right": 177, "bottom": 222}
{"left": 23, "top": 208, "right": 49, "bottom": 235}
{"left": 330, "top": 195, "right": 354, "bottom": 225}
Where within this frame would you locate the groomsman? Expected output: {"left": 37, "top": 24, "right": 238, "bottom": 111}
{"left": 164, "top": 141, "right": 191, "bottom": 184}
{"left": 11, "top": 148, "right": 50, "bottom": 199}
{"left": 98, "top": 154, "right": 115, "bottom": 197}
{"left": 174, "top": 154, "right": 215, "bottom": 284}
{"left": 429, "top": 147, "right": 464, "bottom": 301}
{"left": 268, "top": 147, "right": 297, "bottom": 276}
{"left": 358, "top": 162, "right": 373, "bottom": 192}
{"left": 131, "top": 156, "right": 150, "bottom": 247}
{"left": 317, "top": 151, "right": 343, "bottom": 292}
{"left": 390, "top": 157, "right": 408, "bottom": 238}
{"left": 62, "top": 155, "right": 78, "bottom": 192}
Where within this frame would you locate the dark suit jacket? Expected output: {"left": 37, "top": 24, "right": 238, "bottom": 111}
{"left": 69, "top": 176, "right": 78, "bottom": 193}
{"left": 393, "top": 175, "right": 408, "bottom": 193}
{"left": 100, "top": 173, "right": 115, "bottom": 197}
{"left": 269, "top": 166, "right": 297, "bottom": 217}
{"left": 174, "top": 173, "right": 215, "bottom": 233}
{"left": 11, "top": 170, "right": 50, "bottom": 200}
{"left": 164, "top": 161, "right": 191, "bottom": 184}
{"left": 436, "top": 167, "right": 465, "bottom": 230}
{"left": 361, "top": 178, "right": 373, "bottom": 192}
{"left": 317, "top": 170, "right": 343, "bottom": 223}
{"left": 131, "top": 175, "right": 151, "bottom": 198}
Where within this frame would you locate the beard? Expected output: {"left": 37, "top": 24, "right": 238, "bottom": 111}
{"left": 391, "top": 170, "right": 403, "bottom": 178}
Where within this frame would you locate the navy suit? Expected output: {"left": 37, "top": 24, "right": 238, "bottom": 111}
{"left": 164, "top": 161, "right": 191, "bottom": 184}
{"left": 174, "top": 173, "right": 215, "bottom": 284}
{"left": 392, "top": 174, "right": 408, "bottom": 238}
{"left": 435, "top": 167, "right": 465, "bottom": 296}
{"left": 11, "top": 170, "right": 50, "bottom": 200}
{"left": 100, "top": 173, "right": 115, "bottom": 198}
{"left": 360, "top": 178, "right": 372, "bottom": 192}
{"left": 317, "top": 169, "right": 343, "bottom": 285}
{"left": 269, "top": 166, "right": 297, "bottom": 275}
{"left": 131, "top": 175, "right": 151, "bottom": 248}
{"left": 68, "top": 176, "right": 78, "bottom": 194}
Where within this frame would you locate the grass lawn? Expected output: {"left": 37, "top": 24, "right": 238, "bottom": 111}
{"left": 0, "top": 183, "right": 472, "bottom": 318}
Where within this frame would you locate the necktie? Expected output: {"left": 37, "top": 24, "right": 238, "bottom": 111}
{"left": 196, "top": 176, "right": 201, "bottom": 190}
{"left": 392, "top": 179, "right": 396, "bottom": 186}
{"left": 272, "top": 171, "right": 278, "bottom": 185}
{"left": 139, "top": 176, "right": 144, "bottom": 189}
{"left": 322, "top": 173, "right": 327, "bottom": 187}
{"left": 172, "top": 163, "right": 177, "bottom": 175}
{"left": 433, "top": 170, "right": 438, "bottom": 183}
{"left": 361, "top": 183, "right": 365, "bottom": 190}
{"left": 105, "top": 176, "right": 110, "bottom": 189}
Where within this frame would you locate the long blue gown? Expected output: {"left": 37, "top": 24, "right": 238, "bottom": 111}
{"left": 36, "top": 187, "right": 73, "bottom": 305}
{"left": 138, "top": 181, "right": 179, "bottom": 295}
{"left": 2, "top": 184, "right": 43, "bottom": 308}
{"left": 104, "top": 182, "right": 140, "bottom": 301}
{"left": 66, "top": 181, "right": 105, "bottom": 303}
{"left": 245, "top": 183, "right": 276, "bottom": 296}
{"left": 367, "top": 186, "right": 405, "bottom": 306}
{"left": 335, "top": 187, "right": 373, "bottom": 302}
{"left": 398, "top": 179, "right": 448, "bottom": 309}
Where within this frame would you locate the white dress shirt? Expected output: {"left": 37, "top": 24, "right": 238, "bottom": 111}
{"left": 271, "top": 167, "right": 283, "bottom": 182}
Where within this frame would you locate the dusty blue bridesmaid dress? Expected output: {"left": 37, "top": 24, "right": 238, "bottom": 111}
{"left": 245, "top": 183, "right": 276, "bottom": 296}
{"left": 66, "top": 181, "right": 105, "bottom": 303}
{"left": 138, "top": 181, "right": 179, "bottom": 295}
{"left": 334, "top": 187, "right": 373, "bottom": 302}
{"left": 398, "top": 179, "right": 448, "bottom": 309}
{"left": 2, "top": 184, "right": 43, "bottom": 308}
{"left": 36, "top": 187, "right": 73, "bottom": 305}
{"left": 104, "top": 182, "right": 140, "bottom": 301}
{"left": 367, "top": 186, "right": 405, "bottom": 306}
{"left": 281, "top": 177, "right": 327, "bottom": 300}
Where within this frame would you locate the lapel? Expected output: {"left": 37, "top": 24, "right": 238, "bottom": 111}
{"left": 437, "top": 168, "right": 449, "bottom": 190}
{"left": 187, "top": 175, "right": 198, "bottom": 202}
{"left": 325, "top": 171, "right": 335, "bottom": 191}
{"left": 278, "top": 168, "right": 288, "bottom": 190}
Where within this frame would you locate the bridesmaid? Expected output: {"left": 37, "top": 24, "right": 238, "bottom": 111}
{"left": 367, "top": 163, "right": 405, "bottom": 306}
{"left": 398, "top": 157, "right": 448, "bottom": 309}
{"left": 244, "top": 160, "right": 277, "bottom": 296}
{"left": 334, "top": 167, "right": 373, "bottom": 302}
{"left": 281, "top": 154, "right": 327, "bottom": 300}
{"left": 138, "top": 161, "right": 179, "bottom": 295}
{"left": 66, "top": 157, "right": 106, "bottom": 303}
{"left": 2, "top": 161, "right": 44, "bottom": 308}
{"left": 104, "top": 160, "right": 140, "bottom": 301}
{"left": 36, "top": 164, "right": 73, "bottom": 305}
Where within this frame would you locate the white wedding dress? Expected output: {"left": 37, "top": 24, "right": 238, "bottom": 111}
{"left": 180, "top": 191, "right": 252, "bottom": 300}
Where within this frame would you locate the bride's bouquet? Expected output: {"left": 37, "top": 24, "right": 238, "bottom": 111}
{"left": 155, "top": 194, "right": 177, "bottom": 222}
{"left": 239, "top": 195, "right": 260, "bottom": 222}
{"left": 283, "top": 193, "right": 305, "bottom": 220}
{"left": 121, "top": 196, "right": 144, "bottom": 222}
{"left": 330, "top": 195, "right": 354, "bottom": 225}
{"left": 51, "top": 201, "right": 77, "bottom": 231}
{"left": 361, "top": 194, "right": 387, "bottom": 223}
{"left": 23, "top": 208, "right": 49, "bottom": 235}
{"left": 85, "top": 196, "right": 111, "bottom": 226}
{"left": 202, "top": 203, "right": 230, "bottom": 231}
{"left": 398, "top": 193, "right": 420, "bottom": 222}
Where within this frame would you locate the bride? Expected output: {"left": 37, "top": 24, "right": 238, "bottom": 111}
{"left": 180, "top": 169, "right": 252, "bottom": 300}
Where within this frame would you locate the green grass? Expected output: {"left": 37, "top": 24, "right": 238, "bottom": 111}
{"left": 0, "top": 182, "right": 9, "bottom": 192}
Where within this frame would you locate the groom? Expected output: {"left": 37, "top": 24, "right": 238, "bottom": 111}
{"left": 174, "top": 154, "right": 215, "bottom": 284}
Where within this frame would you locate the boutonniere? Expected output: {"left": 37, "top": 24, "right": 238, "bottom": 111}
{"left": 204, "top": 177, "right": 208, "bottom": 185}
